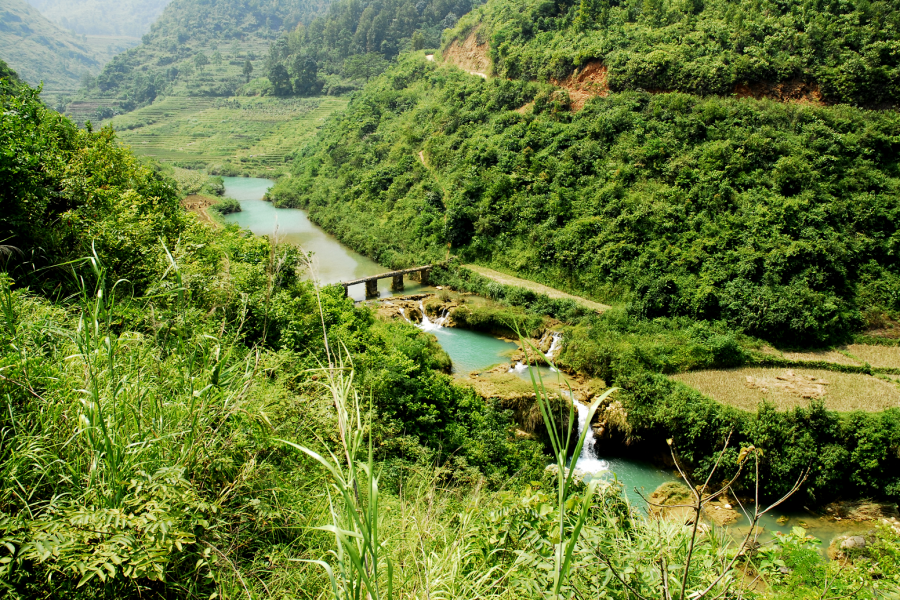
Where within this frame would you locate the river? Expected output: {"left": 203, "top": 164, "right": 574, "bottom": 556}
{"left": 221, "top": 177, "right": 861, "bottom": 550}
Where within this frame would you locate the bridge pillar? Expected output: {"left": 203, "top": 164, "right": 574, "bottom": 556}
{"left": 365, "top": 279, "right": 378, "bottom": 298}
{"left": 391, "top": 273, "right": 404, "bottom": 291}
{"left": 342, "top": 285, "right": 348, "bottom": 298}
{"left": 420, "top": 268, "right": 430, "bottom": 287}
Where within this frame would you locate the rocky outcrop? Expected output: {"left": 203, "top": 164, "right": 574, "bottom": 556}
{"left": 648, "top": 482, "right": 740, "bottom": 527}
{"left": 553, "top": 60, "right": 609, "bottom": 111}
{"left": 823, "top": 500, "right": 900, "bottom": 522}
{"left": 442, "top": 27, "right": 490, "bottom": 77}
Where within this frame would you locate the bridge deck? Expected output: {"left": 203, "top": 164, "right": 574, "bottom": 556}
{"left": 341, "top": 265, "right": 432, "bottom": 287}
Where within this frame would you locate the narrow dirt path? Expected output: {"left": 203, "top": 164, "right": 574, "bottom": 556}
{"left": 182, "top": 194, "right": 221, "bottom": 229}
{"left": 463, "top": 264, "right": 611, "bottom": 312}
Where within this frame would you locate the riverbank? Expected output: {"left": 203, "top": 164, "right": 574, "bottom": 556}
{"left": 219, "top": 172, "right": 900, "bottom": 560}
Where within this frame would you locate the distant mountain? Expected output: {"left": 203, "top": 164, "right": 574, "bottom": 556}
{"left": 23, "top": 0, "right": 172, "bottom": 38}
{"left": 0, "top": 0, "right": 135, "bottom": 94}
{"left": 80, "top": 0, "right": 331, "bottom": 108}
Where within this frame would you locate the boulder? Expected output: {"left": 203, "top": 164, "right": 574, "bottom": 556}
{"left": 827, "top": 531, "right": 876, "bottom": 561}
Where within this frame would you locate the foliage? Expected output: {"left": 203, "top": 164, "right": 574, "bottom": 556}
{"left": 447, "top": 0, "right": 900, "bottom": 106}
{"left": 263, "top": 0, "right": 479, "bottom": 95}
{"left": 210, "top": 197, "right": 242, "bottom": 215}
{"left": 0, "top": 76, "right": 186, "bottom": 293}
{"left": 80, "top": 0, "right": 331, "bottom": 107}
{"left": 271, "top": 55, "right": 900, "bottom": 345}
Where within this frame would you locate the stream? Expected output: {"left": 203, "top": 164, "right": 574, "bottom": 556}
{"left": 222, "top": 177, "right": 865, "bottom": 551}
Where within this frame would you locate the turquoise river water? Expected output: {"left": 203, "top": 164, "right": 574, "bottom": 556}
{"left": 221, "top": 177, "right": 859, "bottom": 548}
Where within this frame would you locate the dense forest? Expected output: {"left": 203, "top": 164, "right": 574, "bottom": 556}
{"left": 270, "top": 54, "right": 900, "bottom": 345}
{"left": 80, "top": 0, "right": 330, "bottom": 107}
{"left": 264, "top": 0, "right": 478, "bottom": 95}
{"left": 446, "top": 0, "right": 900, "bottom": 106}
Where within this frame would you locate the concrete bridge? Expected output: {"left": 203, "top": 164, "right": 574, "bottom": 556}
{"left": 341, "top": 265, "right": 432, "bottom": 298}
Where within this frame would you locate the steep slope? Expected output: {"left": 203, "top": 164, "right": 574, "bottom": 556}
{"left": 271, "top": 53, "right": 900, "bottom": 345}
{"left": 79, "top": 0, "right": 331, "bottom": 108}
{"left": 23, "top": 0, "right": 172, "bottom": 38}
{"left": 263, "top": 0, "right": 481, "bottom": 95}
{"left": 445, "top": 0, "right": 900, "bottom": 107}
{"left": 0, "top": 0, "right": 132, "bottom": 93}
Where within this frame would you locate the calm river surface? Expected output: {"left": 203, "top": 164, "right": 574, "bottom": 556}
{"left": 221, "top": 177, "right": 851, "bottom": 546}
{"left": 222, "top": 177, "right": 432, "bottom": 301}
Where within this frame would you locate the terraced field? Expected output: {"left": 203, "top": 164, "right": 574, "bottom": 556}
{"left": 105, "top": 95, "right": 349, "bottom": 173}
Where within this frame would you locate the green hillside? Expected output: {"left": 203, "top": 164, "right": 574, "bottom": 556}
{"left": 262, "top": 0, "right": 481, "bottom": 95}
{"left": 271, "top": 49, "right": 900, "bottom": 346}
{"left": 445, "top": 0, "right": 900, "bottom": 106}
{"left": 23, "top": 0, "right": 171, "bottom": 38}
{"left": 78, "top": 0, "right": 331, "bottom": 110}
{"left": 0, "top": 0, "right": 135, "bottom": 95}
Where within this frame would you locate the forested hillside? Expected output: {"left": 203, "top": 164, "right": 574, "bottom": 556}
{"left": 23, "top": 0, "right": 171, "bottom": 38}
{"left": 446, "top": 0, "right": 900, "bottom": 106}
{"left": 264, "top": 0, "right": 479, "bottom": 95}
{"left": 0, "top": 0, "right": 135, "bottom": 94}
{"left": 1, "top": 58, "right": 552, "bottom": 599}
{"left": 79, "top": 0, "right": 330, "bottom": 109}
{"left": 271, "top": 54, "right": 900, "bottom": 345}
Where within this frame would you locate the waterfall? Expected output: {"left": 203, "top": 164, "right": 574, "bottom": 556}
{"left": 418, "top": 300, "right": 449, "bottom": 331}
{"left": 571, "top": 400, "right": 608, "bottom": 473}
{"left": 508, "top": 361, "right": 529, "bottom": 373}
{"left": 545, "top": 333, "right": 562, "bottom": 360}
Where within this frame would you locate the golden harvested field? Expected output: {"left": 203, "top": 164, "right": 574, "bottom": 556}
{"left": 671, "top": 367, "right": 900, "bottom": 413}
{"left": 845, "top": 344, "right": 900, "bottom": 369}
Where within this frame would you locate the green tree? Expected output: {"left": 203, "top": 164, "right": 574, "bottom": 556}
{"left": 343, "top": 52, "right": 388, "bottom": 83}
{"left": 194, "top": 53, "right": 209, "bottom": 73}
{"left": 289, "top": 54, "right": 323, "bottom": 96}
{"left": 212, "top": 50, "right": 223, "bottom": 67}
{"left": 242, "top": 59, "right": 254, "bottom": 83}
{"left": 268, "top": 62, "right": 292, "bottom": 95}
{"left": 412, "top": 31, "right": 425, "bottom": 51}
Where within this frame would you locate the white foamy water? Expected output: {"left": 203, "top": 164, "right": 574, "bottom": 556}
{"left": 417, "top": 300, "right": 449, "bottom": 332}
{"left": 545, "top": 332, "right": 562, "bottom": 360}
{"left": 572, "top": 400, "right": 609, "bottom": 474}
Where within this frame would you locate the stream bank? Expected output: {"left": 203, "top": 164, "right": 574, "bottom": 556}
{"left": 221, "top": 176, "right": 896, "bottom": 554}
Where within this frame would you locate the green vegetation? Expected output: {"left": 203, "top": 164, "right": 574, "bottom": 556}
{"left": 270, "top": 54, "right": 900, "bottom": 345}
{"left": 78, "top": 0, "right": 330, "bottom": 109}
{"left": 0, "top": 0, "right": 136, "bottom": 96}
{"left": 23, "top": 0, "right": 170, "bottom": 38}
{"left": 106, "top": 95, "right": 348, "bottom": 174}
{"left": 436, "top": 274, "right": 900, "bottom": 505}
{"left": 263, "top": 0, "right": 480, "bottom": 95}
{"left": 447, "top": 0, "right": 900, "bottom": 106}
{"left": 2, "top": 50, "right": 899, "bottom": 600}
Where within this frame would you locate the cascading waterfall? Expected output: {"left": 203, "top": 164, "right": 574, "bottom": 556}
{"left": 510, "top": 331, "right": 563, "bottom": 373}
{"left": 418, "top": 300, "right": 449, "bottom": 331}
{"left": 545, "top": 332, "right": 562, "bottom": 360}
{"left": 571, "top": 399, "right": 608, "bottom": 473}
